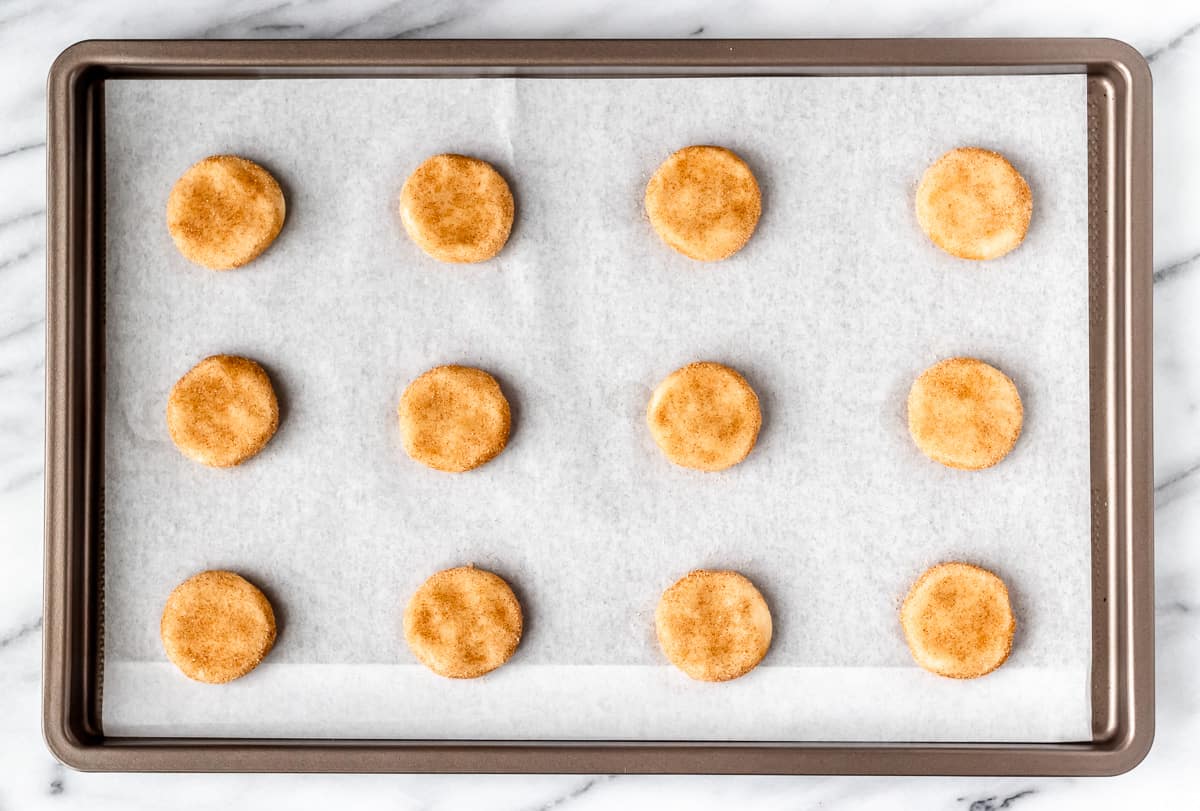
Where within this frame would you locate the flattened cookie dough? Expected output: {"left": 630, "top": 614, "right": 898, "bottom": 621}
{"left": 399, "top": 154, "right": 514, "bottom": 263}
{"left": 916, "top": 147, "right": 1032, "bottom": 261}
{"left": 167, "top": 355, "right": 280, "bottom": 468}
{"left": 403, "top": 566, "right": 523, "bottom": 679}
{"left": 907, "top": 357, "right": 1023, "bottom": 471}
{"left": 167, "top": 155, "right": 286, "bottom": 270}
{"left": 645, "top": 145, "right": 761, "bottom": 261}
{"left": 647, "top": 361, "right": 761, "bottom": 472}
{"left": 656, "top": 570, "right": 772, "bottom": 682}
{"left": 398, "top": 365, "right": 511, "bottom": 473}
{"left": 160, "top": 570, "right": 277, "bottom": 684}
{"left": 901, "top": 562, "right": 1015, "bottom": 679}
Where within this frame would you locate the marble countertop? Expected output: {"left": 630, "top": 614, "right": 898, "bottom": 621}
{"left": 2, "top": 0, "right": 1196, "bottom": 807}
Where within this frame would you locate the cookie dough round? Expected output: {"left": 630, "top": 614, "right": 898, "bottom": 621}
{"left": 916, "top": 147, "right": 1032, "bottom": 261}
{"left": 398, "top": 365, "right": 511, "bottom": 473}
{"left": 167, "top": 155, "right": 286, "bottom": 270}
{"left": 655, "top": 570, "right": 772, "bottom": 682}
{"left": 645, "top": 145, "right": 762, "bottom": 261}
{"left": 647, "top": 361, "right": 761, "bottom": 472}
{"left": 399, "top": 154, "right": 514, "bottom": 263}
{"left": 166, "top": 354, "right": 280, "bottom": 468}
{"left": 160, "top": 570, "right": 277, "bottom": 684}
{"left": 901, "top": 562, "right": 1015, "bottom": 679}
{"left": 403, "top": 566, "right": 523, "bottom": 679}
{"left": 907, "top": 357, "right": 1023, "bottom": 471}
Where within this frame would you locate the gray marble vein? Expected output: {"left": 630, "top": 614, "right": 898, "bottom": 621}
{"left": 0, "top": 208, "right": 44, "bottom": 231}
{"left": 1156, "top": 457, "right": 1200, "bottom": 494}
{"left": 1157, "top": 599, "right": 1192, "bottom": 616}
{"left": 248, "top": 22, "right": 305, "bottom": 33}
{"left": 0, "top": 246, "right": 40, "bottom": 274}
{"left": 196, "top": 1, "right": 296, "bottom": 38}
{"left": 1154, "top": 250, "right": 1200, "bottom": 284}
{"left": 1146, "top": 20, "right": 1200, "bottom": 61}
{"left": 0, "top": 316, "right": 44, "bottom": 344}
{"left": 0, "top": 141, "right": 43, "bottom": 160}
{"left": 1155, "top": 472, "right": 1200, "bottom": 511}
{"left": 330, "top": 2, "right": 472, "bottom": 39}
{"left": 0, "top": 464, "right": 41, "bottom": 495}
{"left": 47, "top": 762, "right": 64, "bottom": 796}
{"left": 0, "top": 7, "right": 36, "bottom": 29}
{"left": 0, "top": 616, "right": 41, "bottom": 649}
{"left": 961, "top": 789, "right": 1037, "bottom": 811}
{"left": 523, "top": 776, "right": 617, "bottom": 811}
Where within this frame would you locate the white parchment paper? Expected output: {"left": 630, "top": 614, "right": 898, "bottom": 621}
{"left": 102, "top": 75, "right": 1091, "bottom": 742}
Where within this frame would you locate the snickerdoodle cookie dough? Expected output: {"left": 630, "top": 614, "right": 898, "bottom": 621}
{"left": 166, "top": 354, "right": 280, "bottom": 468}
{"left": 645, "top": 145, "right": 762, "bottom": 261}
{"left": 399, "top": 154, "right": 515, "bottom": 263}
{"left": 655, "top": 570, "right": 773, "bottom": 682}
{"left": 160, "top": 570, "right": 277, "bottom": 684}
{"left": 916, "top": 147, "right": 1032, "bottom": 261}
{"left": 647, "top": 361, "right": 761, "bottom": 472}
{"left": 398, "top": 365, "right": 512, "bottom": 473}
{"left": 167, "top": 155, "right": 286, "bottom": 270}
{"left": 907, "top": 357, "right": 1023, "bottom": 471}
{"left": 403, "top": 566, "right": 523, "bottom": 679}
{"left": 900, "top": 562, "right": 1015, "bottom": 679}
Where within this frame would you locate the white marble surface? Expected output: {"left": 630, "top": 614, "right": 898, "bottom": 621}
{"left": 0, "top": 0, "right": 1196, "bottom": 806}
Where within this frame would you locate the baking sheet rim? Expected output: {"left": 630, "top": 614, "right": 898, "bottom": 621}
{"left": 43, "top": 37, "right": 1154, "bottom": 776}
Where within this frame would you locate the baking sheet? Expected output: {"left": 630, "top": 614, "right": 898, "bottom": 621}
{"left": 101, "top": 75, "right": 1091, "bottom": 742}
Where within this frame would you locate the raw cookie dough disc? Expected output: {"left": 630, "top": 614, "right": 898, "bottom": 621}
{"left": 167, "top": 155, "right": 286, "bottom": 270}
{"left": 646, "top": 361, "right": 761, "bottom": 472}
{"left": 655, "top": 570, "right": 773, "bottom": 682}
{"left": 915, "top": 147, "right": 1032, "bottom": 261}
{"left": 166, "top": 354, "right": 280, "bottom": 468}
{"left": 398, "top": 365, "right": 512, "bottom": 473}
{"left": 399, "top": 154, "right": 515, "bottom": 263}
{"left": 160, "top": 570, "right": 277, "bottom": 684}
{"left": 403, "top": 566, "right": 523, "bottom": 679}
{"left": 644, "top": 145, "right": 762, "bottom": 261}
{"left": 900, "top": 562, "right": 1015, "bottom": 679}
{"left": 907, "top": 356, "right": 1023, "bottom": 471}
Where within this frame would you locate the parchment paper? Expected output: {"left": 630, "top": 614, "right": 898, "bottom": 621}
{"left": 101, "top": 75, "right": 1091, "bottom": 741}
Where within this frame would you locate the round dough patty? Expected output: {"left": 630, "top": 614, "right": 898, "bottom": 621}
{"left": 403, "top": 566, "right": 523, "bottom": 679}
{"left": 645, "top": 145, "right": 762, "bottom": 261}
{"left": 907, "top": 357, "right": 1022, "bottom": 471}
{"left": 399, "top": 154, "right": 514, "bottom": 263}
{"left": 160, "top": 570, "right": 277, "bottom": 684}
{"left": 167, "top": 155, "right": 286, "bottom": 270}
{"left": 647, "top": 362, "right": 761, "bottom": 472}
{"left": 656, "top": 570, "right": 772, "bottom": 682}
{"left": 167, "top": 354, "right": 280, "bottom": 468}
{"left": 916, "top": 147, "right": 1032, "bottom": 261}
{"left": 900, "top": 562, "right": 1015, "bottom": 679}
{"left": 398, "top": 365, "right": 511, "bottom": 473}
